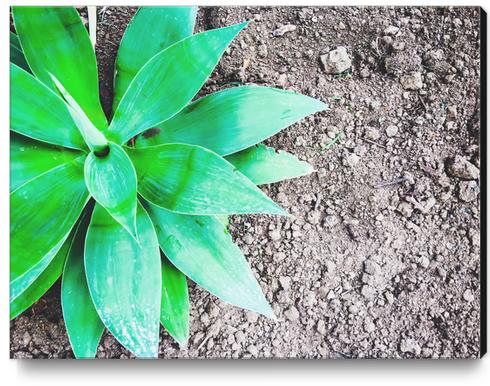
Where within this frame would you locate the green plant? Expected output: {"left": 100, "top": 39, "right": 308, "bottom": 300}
{"left": 10, "top": 6, "right": 327, "bottom": 358}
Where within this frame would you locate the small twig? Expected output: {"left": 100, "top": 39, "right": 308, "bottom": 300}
{"left": 418, "top": 94, "right": 428, "bottom": 111}
{"left": 373, "top": 177, "right": 408, "bottom": 189}
{"left": 321, "top": 131, "right": 343, "bottom": 151}
{"left": 361, "top": 137, "right": 386, "bottom": 149}
{"left": 99, "top": 6, "right": 108, "bottom": 21}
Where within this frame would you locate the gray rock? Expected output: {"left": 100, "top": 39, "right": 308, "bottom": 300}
{"left": 364, "top": 319, "right": 376, "bottom": 333}
{"left": 246, "top": 311, "right": 259, "bottom": 324}
{"left": 243, "top": 234, "right": 254, "bottom": 245}
{"left": 320, "top": 46, "right": 352, "bottom": 74}
{"left": 317, "top": 319, "right": 327, "bottom": 335}
{"left": 365, "top": 126, "right": 381, "bottom": 141}
{"left": 361, "top": 285, "right": 375, "bottom": 298}
{"left": 284, "top": 306, "right": 300, "bottom": 321}
{"left": 400, "top": 72, "right": 423, "bottom": 90}
{"left": 448, "top": 156, "right": 479, "bottom": 180}
{"left": 257, "top": 44, "right": 268, "bottom": 58}
{"left": 307, "top": 210, "right": 321, "bottom": 225}
{"left": 273, "top": 24, "right": 296, "bottom": 37}
{"left": 343, "top": 153, "right": 360, "bottom": 168}
{"left": 384, "top": 25, "right": 400, "bottom": 35}
{"left": 324, "top": 215, "right": 339, "bottom": 227}
{"left": 325, "top": 260, "right": 336, "bottom": 273}
{"left": 458, "top": 181, "right": 480, "bottom": 202}
{"left": 269, "top": 229, "right": 281, "bottom": 241}
{"left": 385, "top": 125, "right": 399, "bottom": 137}
{"left": 463, "top": 289, "right": 475, "bottom": 302}
{"left": 364, "top": 260, "right": 381, "bottom": 276}
{"left": 279, "top": 276, "right": 292, "bottom": 291}
{"left": 400, "top": 338, "right": 421, "bottom": 355}
{"left": 397, "top": 201, "right": 414, "bottom": 217}
{"left": 247, "top": 344, "right": 259, "bottom": 356}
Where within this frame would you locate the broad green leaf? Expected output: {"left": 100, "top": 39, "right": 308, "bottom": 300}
{"left": 225, "top": 144, "right": 314, "bottom": 185}
{"left": 160, "top": 257, "right": 189, "bottom": 346}
{"left": 108, "top": 22, "right": 248, "bottom": 145}
{"left": 10, "top": 63, "right": 87, "bottom": 150}
{"left": 12, "top": 6, "right": 107, "bottom": 129}
{"left": 62, "top": 206, "right": 105, "bottom": 359}
{"left": 10, "top": 228, "right": 75, "bottom": 320}
{"left": 84, "top": 143, "right": 138, "bottom": 239}
{"left": 10, "top": 157, "right": 89, "bottom": 298}
{"left": 10, "top": 32, "right": 30, "bottom": 72}
{"left": 50, "top": 74, "right": 108, "bottom": 154}
{"left": 136, "top": 86, "right": 327, "bottom": 155}
{"left": 128, "top": 143, "right": 287, "bottom": 216}
{"left": 10, "top": 236, "right": 67, "bottom": 302}
{"left": 144, "top": 201, "right": 274, "bottom": 318}
{"left": 85, "top": 203, "right": 161, "bottom": 358}
{"left": 113, "top": 6, "right": 197, "bottom": 111}
{"left": 10, "top": 132, "right": 82, "bottom": 192}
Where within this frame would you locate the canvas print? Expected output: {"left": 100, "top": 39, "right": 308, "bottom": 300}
{"left": 9, "top": 5, "right": 483, "bottom": 359}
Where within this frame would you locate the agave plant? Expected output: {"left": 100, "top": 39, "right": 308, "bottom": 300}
{"left": 10, "top": 6, "right": 327, "bottom": 358}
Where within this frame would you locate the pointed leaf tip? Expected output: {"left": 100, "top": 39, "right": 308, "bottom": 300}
{"left": 129, "top": 143, "right": 288, "bottom": 216}
{"left": 146, "top": 86, "right": 328, "bottom": 156}
{"left": 109, "top": 20, "right": 252, "bottom": 144}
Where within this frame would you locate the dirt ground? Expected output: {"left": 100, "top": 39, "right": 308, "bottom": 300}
{"left": 10, "top": 6, "right": 482, "bottom": 359}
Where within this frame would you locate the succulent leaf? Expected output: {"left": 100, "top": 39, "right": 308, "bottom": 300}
{"left": 10, "top": 132, "right": 82, "bottom": 192}
{"left": 85, "top": 203, "right": 162, "bottom": 358}
{"left": 225, "top": 144, "right": 315, "bottom": 185}
{"left": 10, "top": 31, "right": 30, "bottom": 72}
{"left": 145, "top": 201, "right": 275, "bottom": 318}
{"left": 62, "top": 206, "right": 105, "bottom": 359}
{"left": 10, "top": 157, "right": 89, "bottom": 300}
{"left": 128, "top": 143, "right": 287, "bottom": 216}
{"left": 113, "top": 6, "right": 197, "bottom": 111}
{"left": 136, "top": 86, "right": 328, "bottom": 155}
{"left": 10, "top": 227, "right": 75, "bottom": 319}
{"left": 108, "top": 21, "right": 249, "bottom": 144}
{"left": 12, "top": 6, "right": 107, "bottom": 129}
{"left": 160, "top": 257, "right": 190, "bottom": 347}
{"left": 10, "top": 63, "right": 87, "bottom": 151}
{"left": 84, "top": 143, "right": 138, "bottom": 239}
{"left": 49, "top": 74, "right": 109, "bottom": 153}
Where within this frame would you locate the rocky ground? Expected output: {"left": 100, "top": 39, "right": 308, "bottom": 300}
{"left": 10, "top": 6, "right": 482, "bottom": 359}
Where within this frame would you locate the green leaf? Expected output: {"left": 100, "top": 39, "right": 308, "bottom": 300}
{"left": 49, "top": 74, "right": 108, "bottom": 154}
{"left": 108, "top": 21, "right": 248, "bottom": 145}
{"left": 225, "top": 144, "right": 314, "bottom": 185}
{"left": 85, "top": 203, "right": 161, "bottom": 358}
{"left": 62, "top": 206, "right": 105, "bottom": 359}
{"left": 136, "top": 86, "right": 327, "bottom": 155}
{"left": 10, "top": 227, "right": 75, "bottom": 320}
{"left": 10, "top": 157, "right": 89, "bottom": 300}
{"left": 10, "top": 132, "right": 82, "bottom": 192}
{"left": 144, "top": 201, "right": 274, "bottom": 318}
{"left": 10, "top": 63, "right": 87, "bottom": 151}
{"left": 128, "top": 143, "right": 287, "bottom": 216}
{"left": 12, "top": 6, "right": 107, "bottom": 129}
{"left": 113, "top": 6, "right": 197, "bottom": 111}
{"left": 160, "top": 257, "right": 189, "bottom": 347}
{"left": 10, "top": 32, "right": 30, "bottom": 72}
{"left": 10, "top": 236, "right": 67, "bottom": 302}
{"left": 84, "top": 143, "right": 138, "bottom": 239}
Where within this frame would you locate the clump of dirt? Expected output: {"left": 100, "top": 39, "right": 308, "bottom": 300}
{"left": 10, "top": 6, "right": 482, "bottom": 359}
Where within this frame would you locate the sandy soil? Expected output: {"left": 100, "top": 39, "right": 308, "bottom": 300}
{"left": 10, "top": 6, "right": 482, "bottom": 359}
